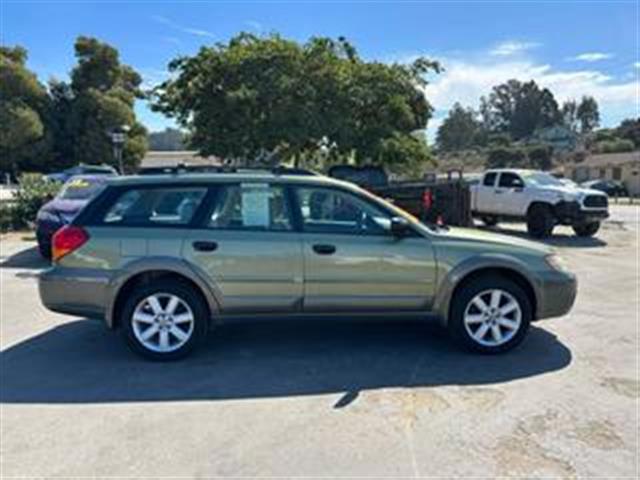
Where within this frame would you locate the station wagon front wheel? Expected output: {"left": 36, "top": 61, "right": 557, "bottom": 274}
{"left": 121, "top": 280, "right": 208, "bottom": 360}
{"left": 449, "top": 275, "right": 531, "bottom": 353}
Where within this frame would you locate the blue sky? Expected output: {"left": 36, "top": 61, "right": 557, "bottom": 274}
{"left": 2, "top": 0, "right": 638, "bottom": 140}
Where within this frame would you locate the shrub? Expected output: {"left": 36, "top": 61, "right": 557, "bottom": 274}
{"left": 594, "top": 138, "right": 635, "bottom": 154}
{"left": 527, "top": 144, "right": 553, "bottom": 170}
{"left": 486, "top": 147, "right": 526, "bottom": 169}
{"left": 10, "top": 173, "right": 61, "bottom": 229}
{"left": 0, "top": 202, "right": 14, "bottom": 232}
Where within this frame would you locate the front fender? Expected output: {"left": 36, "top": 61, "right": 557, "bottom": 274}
{"left": 433, "top": 254, "right": 542, "bottom": 326}
{"left": 105, "top": 256, "right": 221, "bottom": 328}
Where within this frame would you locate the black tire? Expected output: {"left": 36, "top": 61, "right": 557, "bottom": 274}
{"left": 573, "top": 221, "right": 600, "bottom": 237}
{"left": 120, "top": 279, "right": 209, "bottom": 361}
{"left": 527, "top": 204, "right": 555, "bottom": 238}
{"left": 448, "top": 274, "right": 532, "bottom": 354}
{"left": 481, "top": 216, "right": 498, "bottom": 227}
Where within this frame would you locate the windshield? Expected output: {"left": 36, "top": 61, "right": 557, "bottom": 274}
{"left": 58, "top": 177, "right": 106, "bottom": 200}
{"left": 522, "top": 172, "right": 565, "bottom": 187}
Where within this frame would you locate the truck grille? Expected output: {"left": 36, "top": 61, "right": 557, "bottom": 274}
{"left": 583, "top": 195, "right": 608, "bottom": 208}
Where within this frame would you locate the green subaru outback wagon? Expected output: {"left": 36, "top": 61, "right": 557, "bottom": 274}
{"left": 39, "top": 171, "right": 577, "bottom": 360}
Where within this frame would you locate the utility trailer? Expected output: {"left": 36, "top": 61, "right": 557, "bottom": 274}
{"left": 327, "top": 165, "right": 473, "bottom": 227}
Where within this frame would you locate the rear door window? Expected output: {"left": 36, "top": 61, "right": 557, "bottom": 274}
{"left": 102, "top": 187, "right": 207, "bottom": 226}
{"left": 498, "top": 172, "right": 524, "bottom": 188}
{"left": 483, "top": 173, "right": 497, "bottom": 187}
{"left": 207, "top": 183, "right": 293, "bottom": 232}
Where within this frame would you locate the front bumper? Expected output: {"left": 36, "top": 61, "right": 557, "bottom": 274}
{"left": 39, "top": 267, "right": 111, "bottom": 320}
{"left": 554, "top": 201, "right": 608, "bottom": 225}
{"left": 535, "top": 270, "right": 577, "bottom": 320}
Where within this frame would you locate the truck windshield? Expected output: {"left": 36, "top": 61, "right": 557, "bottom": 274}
{"left": 522, "top": 172, "right": 564, "bottom": 187}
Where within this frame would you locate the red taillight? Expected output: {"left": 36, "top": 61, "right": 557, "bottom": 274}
{"left": 422, "top": 189, "right": 433, "bottom": 210}
{"left": 52, "top": 225, "right": 89, "bottom": 262}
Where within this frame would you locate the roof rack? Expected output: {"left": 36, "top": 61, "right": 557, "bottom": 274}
{"left": 137, "top": 163, "right": 318, "bottom": 177}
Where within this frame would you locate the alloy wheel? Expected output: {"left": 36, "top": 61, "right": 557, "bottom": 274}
{"left": 463, "top": 289, "right": 522, "bottom": 347}
{"left": 131, "top": 293, "right": 195, "bottom": 353}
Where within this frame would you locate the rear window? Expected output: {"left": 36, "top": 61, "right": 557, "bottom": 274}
{"left": 101, "top": 187, "right": 207, "bottom": 226}
{"left": 207, "top": 183, "right": 293, "bottom": 231}
{"left": 58, "top": 177, "right": 107, "bottom": 200}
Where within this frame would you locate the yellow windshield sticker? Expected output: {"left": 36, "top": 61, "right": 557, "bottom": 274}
{"left": 67, "top": 178, "right": 91, "bottom": 189}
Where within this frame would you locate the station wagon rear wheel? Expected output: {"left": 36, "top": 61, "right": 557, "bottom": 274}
{"left": 449, "top": 275, "right": 531, "bottom": 353}
{"left": 121, "top": 280, "right": 208, "bottom": 360}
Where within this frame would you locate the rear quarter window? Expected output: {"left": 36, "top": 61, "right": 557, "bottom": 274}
{"left": 98, "top": 186, "right": 207, "bottom": 227}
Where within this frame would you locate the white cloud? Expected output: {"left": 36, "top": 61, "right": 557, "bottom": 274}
{"left": 569, "top": 52, "right": 613, "bottom": 62}
{"left": 139, "top": 68, "right": 171, "bottom": 90}
{"left": 421, "top": 57, "right": 637, "bottom": 140}
{"left": 152, "top": 15, "right": 215, "bottom": 39}
{"left": 245, "top": 20, "right": 265, "bottom": 33}
{"left": 633, "top": 62, "right": 640, "bottom": 69}
{"left": 489, "top": 40, "right": 540, "bottom": 57}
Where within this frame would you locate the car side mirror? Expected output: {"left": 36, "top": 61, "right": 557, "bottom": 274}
{"left": 390, "top": 216, "right": 411, "bottom": 237}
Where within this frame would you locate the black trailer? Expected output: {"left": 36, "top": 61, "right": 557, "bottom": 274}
{"left": 327, "top": 165, "right": 472, "bottom": 227}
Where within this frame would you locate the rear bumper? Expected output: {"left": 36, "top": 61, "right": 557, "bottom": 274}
{"left": 39, "top": 267, "right": 111, "bottom": 320}
{"left": 535, "top": 271, "right": 577, "bottom": 320}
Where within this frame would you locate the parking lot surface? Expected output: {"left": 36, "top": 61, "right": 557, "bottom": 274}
{"left": 1, "top": 205, "right": 638, "bottom": 478}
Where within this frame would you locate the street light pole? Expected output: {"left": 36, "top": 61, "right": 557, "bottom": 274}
{"left": 109, "top": 125, "right": 130, "bottom": 174}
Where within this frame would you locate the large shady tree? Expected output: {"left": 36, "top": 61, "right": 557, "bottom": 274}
{"left": 52, "top": 36, "right": 148, "bottom": 172}
{"left": 152, "top": 33, "right": 441, "bottom": 173}
{"left": 0, "top": 46, "right": 53, "bottom": 175}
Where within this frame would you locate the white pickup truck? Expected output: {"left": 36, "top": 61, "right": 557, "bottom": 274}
{"left": 470, "top": 169, "right": 609, "bottom": 238}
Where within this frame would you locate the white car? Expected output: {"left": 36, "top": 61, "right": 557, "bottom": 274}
{"left": 470, "top": 169, "right": 609, "bottom": 238}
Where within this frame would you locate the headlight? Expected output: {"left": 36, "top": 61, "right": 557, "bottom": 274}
{"left": 556, "top": 192, "right": 575, "bottom": 202}
{"left": 545, "top": 253, "right": 568, "bottom": 271}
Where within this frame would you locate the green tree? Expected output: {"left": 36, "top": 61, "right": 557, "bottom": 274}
{"left": 576, "top": 96, "right": 599, "bottom": 134}
{"left": 436, "top": 103, "right": 482, "bottom": 152}
{"left": 53, "top": 37, "right": 148, "bottom": 172}
{"left": 0, "top": 46, "right": 53, "bottom": 175}
{"left": 615, "top": 118, "right": 639, "bottom": 148}
{"left": 481, "top": 79, "right": 561, "bottom": 140}
{"left": 152, "top": 33, "right": 440, "bottom": 172}
{"left": 561, "top": 100, "right": 579, "bottom": 132}
{"left": 148, "top": 127, "right": 186, "bottom": 151}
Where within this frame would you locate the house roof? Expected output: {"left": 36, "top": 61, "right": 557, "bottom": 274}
{"left": 141, "top": 151, "right": 221, "bottom": 167}
{"left": 575, "top": 151, "right": 640, "bottom": 168}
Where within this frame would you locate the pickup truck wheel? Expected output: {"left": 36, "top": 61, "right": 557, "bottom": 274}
{"left": 481, "top": 216, "right": 498, "bottom": 227}
{"left": 527, "top": 204, "right": 554, "bottom": 238}
{"left": 120, "top": 280, "right": 208, "bottom": 361}
{"left": 449, "top": 275, "right": 531, "bottom": 354}
{"left": 573, "top": 222, "right": 600, "bottom": 237}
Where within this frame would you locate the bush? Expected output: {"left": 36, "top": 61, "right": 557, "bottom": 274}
{"left": 527, "top": 145, "right": 553, "bottom": 170}
{"left": 594, "top": 138, "right": 635, "bottom": 154}
{"left": 10, "top": 173, "right": 61, "bottom": 229}
{"left": 486, "top": 147, "right": 526, "bottom": 169}
{"left": 0, "top": 202, "right": 14, "bottom": 232}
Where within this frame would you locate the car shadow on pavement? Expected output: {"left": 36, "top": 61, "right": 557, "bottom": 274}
{"left": 477, "top": 226, "right": 607, "bottom": 248}
{"left": 0, "top": 246, "right": 49, "bottom": 270}
{"left": 0, "top": 319, "right": 572, "bottom": 405}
